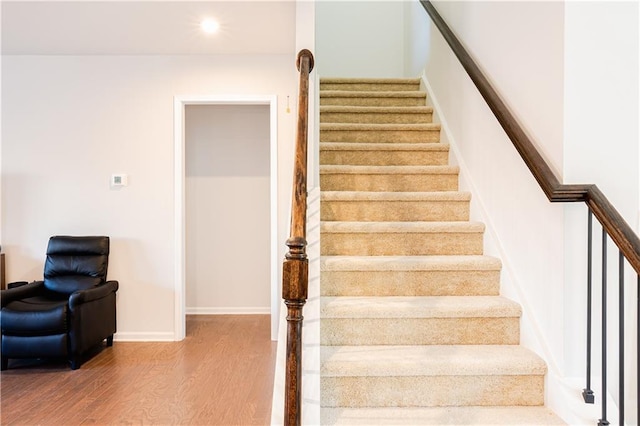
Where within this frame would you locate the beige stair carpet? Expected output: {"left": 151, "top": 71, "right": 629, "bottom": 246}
{"left": 319, "top": 77, "right": 564, "bottom": 425}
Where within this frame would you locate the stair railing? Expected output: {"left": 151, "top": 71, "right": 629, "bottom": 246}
{"left": 282, "top": 48, "right": 314, "bottom": 426}
{"left": 419, "top": 1, "right": 639, "bottom": 425}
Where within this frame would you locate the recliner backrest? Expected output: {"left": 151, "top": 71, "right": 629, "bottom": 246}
{"left": 43, "top": 236, "right": 110, "bottom": 295}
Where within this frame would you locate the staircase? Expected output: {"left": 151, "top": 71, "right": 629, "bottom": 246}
{"left": 318, "top": 78, "right": 565, "bottom": 425}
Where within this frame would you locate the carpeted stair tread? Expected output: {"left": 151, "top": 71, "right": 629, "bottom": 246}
{"left": 321, "top": 191, "right": 470, "bottom": 202}
{"left": 320, "top": 165, "right": 458, "bottom": 175}
{"left": 321, "top": 296, "right": 521, "bottom": 345}
{"left": 320, "top": 256, "right": 502, "bottom": 297}
{"left": 321, "top": 296, "right": 521, "bottom": 319}
{"left": 321, "top": 345, "right": 547, "bottom": 377}
{"left": 320, "top": 105, "right": 433, "bottom": 113}
{"left": 321, "top": 222, "right": 485, "bottom": 256}
{"left": 321, "top": 90, "right": 426, "bottom": 99}
{"left": 321, "top": 221, "right": 484, "bottom": 233}
{"left": 321, "top": 406, "right": 566, "bottom": 425}
{"left": 321, "top": 79, "right": 421, "bottom": 91}
{"left": 320, "top": 106, "right": 434, "bottom": 124}
{"left": 321, "top": 77, "right": 421, "bottom": 85}
{"left": 320, "top": 123, "right": 441, "bottom": 143}
{"left": 320, "top": 142, "right": 450, "bottom": 166}
{"left": 321, "top": 221, "right": 485, "bottom": 256}
{"left": 320, "top": 191, "right": 470, "bottom": 221}
{"left": 320, "top": 166, "right": 459, "bottom": 192}
{"left": 321, "top": 255, "right": 501, "bottom": 271}
{"left": 321, "top": 123, "right": 440, "bottom": 131}
{"left": 320, "top": 142, "right": 449, "bottom": 152}
{"left": 320, "top": 91, "right": 427, "bottom": 107}
{"left": 320, "top": 191, "right": 471, "bottom": 222}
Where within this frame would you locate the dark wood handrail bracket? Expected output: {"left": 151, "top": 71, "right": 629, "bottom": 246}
{"left": 282, "top": 48, "right": 314, "bottom": 426}
{"left": 419, "top": 0, "right": 640, "bottom": 275}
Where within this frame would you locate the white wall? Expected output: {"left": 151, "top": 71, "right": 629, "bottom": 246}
{"left": 1, "top": 54, "right": 297, "bottom": 340}
{"left": 185, "top": 104, "right": 271, "bottom": 314}
{"left": 0, "top": 4, "right": 3, "bottom": 247}
{"left": 419, "top": 1, "right": 565, "bottom": 173}
{"left": 404, "top": 1, "right": 430, "bottom": 78}
{"left": 408, "top": 0, "right": 568, "bottom": 418}
{"left": 315, "top": 1, "right": 405, "bottom": 78}
{"left": 417, "top": 0, "right": 567, "bottom": 366}
{"left": 563, "top": 2, "right": 639, "bottom": 422}
{"left": 408, "top": 1, "right": 638, "bottom": 423}
{"left": 564, "top": 1, "right": 638, "bottom": 229}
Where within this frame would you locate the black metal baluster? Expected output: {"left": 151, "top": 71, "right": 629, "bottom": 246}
{"left": 584, "top": 210, "right": 595, "bottom": 403}
{"left": 599, "top": 229, "right": 609, "bottom": 426}
{"left": 618, "top": 251, "right": 624, "bottom": 426}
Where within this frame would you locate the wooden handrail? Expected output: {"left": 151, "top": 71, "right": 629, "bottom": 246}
{"left": 282, "top": 48, "right": 314, "bottom": 426}
{"left": 419, "top": 0, "right": 640, "bottom": 274}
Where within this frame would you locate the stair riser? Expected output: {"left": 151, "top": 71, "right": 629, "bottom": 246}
{"left": 321, "top": 375, "right": 545, "bottom": 407}
{"left": 320, "top": 83, "right": 421, "bottom": 91}
{"left": 321, "top": 233, "right": 484, "bottom": 256}
{"left": 320, "top": 174, "right": 458, "bottom": 192}
{"left": 321, "top": 129, "right": 440, "bottom": 143}
{"left": 321, "top": 318, "right": 519, "bottom": 346}
{"left": 321, "top": 271, "right": 500, "bottom": 297}
{"left": 320, "top": 97, "right": 426, "bottom": 107}
{"left": 320, "top": 150, "right": 449, "bottom": 166}
{"left": 321, "top": 112, "right": 433, "bottom": 124}
{"left": 321, "top": 200, "right": 469, "bottom": 222}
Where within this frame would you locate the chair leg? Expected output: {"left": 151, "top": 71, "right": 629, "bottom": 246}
{"left": 106, "top": 335, "right": 114, "bottom": 347}
{"left": 70, "top": 356, "right": 81, "bottom": 370}
{"left": 1, "top": 357, "right": 8, "bottom": 371}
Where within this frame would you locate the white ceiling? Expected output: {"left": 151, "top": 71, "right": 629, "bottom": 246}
{"left": 1, "top": 1, "right": 297, "bottom": 55}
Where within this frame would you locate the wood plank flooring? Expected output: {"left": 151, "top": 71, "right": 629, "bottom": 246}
{"left": 1, "top": 315, "right": 277, "bottom": 425}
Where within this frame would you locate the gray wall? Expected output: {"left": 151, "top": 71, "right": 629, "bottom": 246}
{"left": 185, "top": 104, "right": 270, "bottom": 313}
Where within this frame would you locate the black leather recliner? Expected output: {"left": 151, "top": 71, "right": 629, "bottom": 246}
{"left": 0, "top": 236, "right": 118, "bottom": 370}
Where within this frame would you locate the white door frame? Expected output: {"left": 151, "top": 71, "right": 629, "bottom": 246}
{"left": 173, "top": 95, "right": 278, "bottom": 341}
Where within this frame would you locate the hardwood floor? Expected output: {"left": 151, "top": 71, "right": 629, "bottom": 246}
{"left": 1, "top": 315, "right": 277, "bottom": 425}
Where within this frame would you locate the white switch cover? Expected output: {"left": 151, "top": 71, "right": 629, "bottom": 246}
{"left": 111, "top": 174, "right": 128, "bottom": 187}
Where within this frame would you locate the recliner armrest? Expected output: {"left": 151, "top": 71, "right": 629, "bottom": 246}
{"left": 69, "top": 280, "right": 118, "bottom": 308}
{"left": 1, "top": 281, "right": 45, "bottom": 307}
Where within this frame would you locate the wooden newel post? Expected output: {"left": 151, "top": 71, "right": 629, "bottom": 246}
{"left": 283, "top": 49, "right": 314, "bottom": 426}
{"left": 283, "top": 238, "right": 308, "bottom": 426}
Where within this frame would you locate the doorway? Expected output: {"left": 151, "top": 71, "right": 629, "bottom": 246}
{"left": 174, "top": 96, "right": 278, "bottom": 341}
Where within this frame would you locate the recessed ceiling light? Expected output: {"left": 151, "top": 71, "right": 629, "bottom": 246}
{"left": 200, "top": 18, "right": 220, "bottom": 34}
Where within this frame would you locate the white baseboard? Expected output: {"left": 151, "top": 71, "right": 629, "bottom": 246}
{"left": 186, "top": 307, "right": 270, "bottom": 315}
